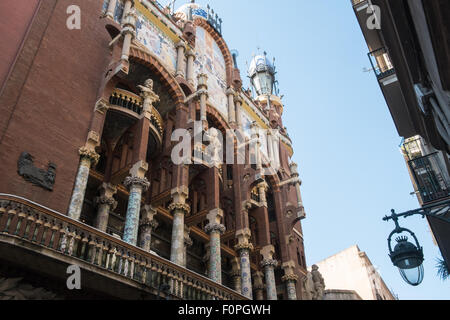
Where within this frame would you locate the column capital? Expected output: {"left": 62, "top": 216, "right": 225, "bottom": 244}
{"left": 79, "top": 147, "right": 100, "bottom": 166}
{"left": 140, "top": 204, "right": 158, "bottom": 229}
{"left": 261, "top": 259, "right": 278, "bottom": 269}
{"left": 234, "top": 94, "right": 243, "bottom": 105}
{"left": 186, "top": 49, "right": 196, "bottom": 58}
{"left": 204, "top": 223, "right": 226, "bottom": 235}
{"left": 197, "top": 73, "right": 208, "bottom": 90}
{"left": 176, "top": 40, "right": 187, "bottom": 50}
{"left": 281, "top": 260, "right": 298, "bottom": 282}
{"left": 226, "top": 87, "right": 235, "bottom": 96}
{"left": 281, "top": 274, "right": 299, "bottom": 283}
{"left": 124, "top": 176, "right": 150, "bottom": 191}
{"left": 234, "top": 228, "right": 253, "bottom": 251}
{"left": 129, "top": 160, "right": 148, "bottom": 179}
{"left": 168, "top": 202, "right": 190, "bottom": 215}
{"left": 260, "top": 244, "right": 275, "bottom": 261}
{"left": 94, "top": 195, "right": 118, "bottom": 211}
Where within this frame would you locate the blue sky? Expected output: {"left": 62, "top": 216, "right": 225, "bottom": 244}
{"left": 168, "top": 0, "right": 449, "bottom": 299}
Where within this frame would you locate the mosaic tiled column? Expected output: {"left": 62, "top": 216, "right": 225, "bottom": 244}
{"left": 94, "top": 183, "right": 117, "bottom": 232}
{"left": 123, "top": 176, "right": 150, "bottom": 245}
{"left": 231, "top": 257, "right": 241, "bottom": 293}
{"left": 176, "top": 41, "right": 187, "bottom": 78}
{"left": 138, "top": 205, "right": 158, "bottom": 252}
{"left": 204, "top": 209, "right": 226, "bottom": 284}
{"left": 282, "top": 261, "right": 299, "bottom": 300}
{"left": 262, "top": 259, "right": 278, "bottom": 300}
{"left": 253, "top": 272, "right": 265, "bottom": 300}
{"left": 168, "top": 187, "right": 190, "bottom": 266}
{"left": 261, "top": 245, "right": 278, "bottom": 300}
{"left": 68, "top": 146, "right": 100, "bottom": 221}
{"left": 183, "top": 226, "right": 193, "bottom": 267}
{"left": 235, "top": 228, "right": 254, "bottom": 299}
{"left": 122, "top": 162, "right": 149, "bottom": 245}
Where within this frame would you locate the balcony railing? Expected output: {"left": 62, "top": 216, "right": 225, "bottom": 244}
{"left": 0, "top": 194, "right": 247, "bottom": 300}
{"left": 409, "top": 153, "right": 450, "bottom": 204}
{"left": 109, "top": 88, "right": 164, "bottom": 136}
{"left": 368, "top": 48, "right": 396, "bottom": 80}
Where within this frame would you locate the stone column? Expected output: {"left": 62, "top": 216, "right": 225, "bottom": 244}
{"left": 261, "top": 245, "right": 278, "bottom": 300}
{"left": 271, "top": 132, "right": 280, "bottom": 169}
{"left": 68, "top": 132, "right": 101, "bottom": 221}
{"left": 183, "top": 225, "right": 193, "bottom": 267}
{"left": 250, "top": 121, "right": 262, "bottom": 170}
{"left": 168, "top": 186, "right": 190, "bottom": 266}
{"left": 226, "top": 88, "right": 236, "bottom": 125}
{"left": 234, "top": 94, "right": 243, "bottom": 128}
{"left": 120, "top": 9, "right": 137, "bottom": 62}
{"left": 94, "top": 183, "right": 117, "bottom": 232}
{"left": 289, "top": 162, "right": 303, "bottom": 209}
{"left": 230, "top": 257, "right": 242, "bottom": 293}
{"left": 138, "top": 205, "right": 158, "bottom": 252}
{"left": 121, "top": 0, "right": 133, "bottom": 20}
{"left": 123, "top": 161, "right": 150, "bottom": 245}
{"left": 235, "top": 228, "right": 253, "bottom": 299}
{"left": 106, "top": 0, "right": 118, "bottom": 20}
{"left": 176, "top": 41, "right": 187, "bottom": 78}
{"left": 267, "top": 131, "right": 274, "bottom": 163}
{"left": 204, "top": 209, "right": 226, "bottom": 284}
{"left": 252, "top": 271, "right": 265, "bottom": 300}
{"left": 282, "top": 261, "right": 298, "bottom": 300}
{"left": 197, "top": 73, "right": 208, "bottom": 125}
{"left": 186, "top": 50, "right": 196, "bottom": 87}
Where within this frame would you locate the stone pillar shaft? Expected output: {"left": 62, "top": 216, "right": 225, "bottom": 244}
{"left": 121, "top": 32, "right": 133, "bottom": 61}
{"left": 264, "top": 265, "right": 277, "bottom": 300}
{"left": 235, "top": 96, "right": 243, "bottom": 128}
{"left": 286, "top": 281, "right": 297, "bottom": 300}
{"left": 68, "top": 147, "right": 99, "bottom": 221}
{"left": 239, "top": 248, "right": 253, "bottom": 299}
{"left": 186, "top": 52, "right": 195, "bottom": 86}
{"left": 122, "top": 0, "right": 132, "bottom": 20}
{"left": 200, "top": 93, "right": 207, "bottom": 122}
{"left": 68, "top": 158, "right": 91, "bottom": 221}
{"left": 176, "top": 42, "right": 186, "bottom": 78}
{"left": 106, "top": 0, "right": 118, "bottom": 19}
{"left": 227, "top": 89, "right": 236, "bottom": 124}
{"left": 170, "top": 210, "right": 185, "bottom": 265}
{"left": 209, "top": 231, "right": 222, "bottom": 283}
{"left": 123, "top": 183, "right": 144, "bottom": 245}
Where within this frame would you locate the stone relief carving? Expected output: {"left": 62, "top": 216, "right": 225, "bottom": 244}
{"left": 17, "top": 152, "right": 56, "bottom": 191}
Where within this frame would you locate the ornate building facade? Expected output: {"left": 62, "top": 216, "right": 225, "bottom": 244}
{"left": 0, "top": 0, "right": 307, "bottom": 300}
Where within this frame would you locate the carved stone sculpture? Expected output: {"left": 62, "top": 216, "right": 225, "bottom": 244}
{"left": 301, "top": 265, "right": 325, "bottom": 300}
{"left": 17, "top": 152, "right": 56, "bottom": 191}
{"left": 311, "top": 264, "right": 325, "bottom": 300}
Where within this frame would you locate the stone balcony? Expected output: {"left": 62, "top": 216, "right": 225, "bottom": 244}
{"left": 0, "top": 194, "right": 247, "bottom": 300}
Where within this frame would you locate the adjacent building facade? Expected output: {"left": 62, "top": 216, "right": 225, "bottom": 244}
{"left": 351, "top": 0, "right": 450, "bottom": 268}
{"left": 313, "top": 246, "right": 396, "bottom": 300}
{"left": 0, "top": 0, "right": 307, "bottom": 300}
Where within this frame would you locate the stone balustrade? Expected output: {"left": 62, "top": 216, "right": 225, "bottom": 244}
{"left": 0, "top": 194, "right": 247, "bottom": 301}
{"left": 109, "top": 88, "right": 164, "bottom": 136}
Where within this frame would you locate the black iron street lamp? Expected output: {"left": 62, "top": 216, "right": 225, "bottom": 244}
{"left": 383, "top": 199, "right": 450, "bottom": 286}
